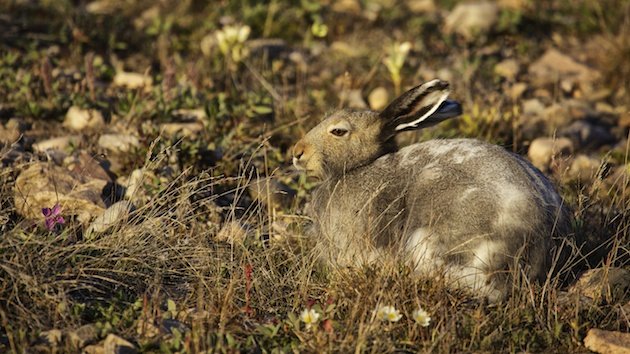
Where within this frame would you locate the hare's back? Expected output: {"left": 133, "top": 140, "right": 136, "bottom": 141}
{"left": 383, "top": 138, "right": 566, "bottom": 237}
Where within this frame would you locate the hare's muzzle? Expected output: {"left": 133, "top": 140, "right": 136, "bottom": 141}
{"left": 292, "top": 140, "right": 306, "bottom": 170}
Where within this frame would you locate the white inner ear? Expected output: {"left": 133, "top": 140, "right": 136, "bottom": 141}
{"left": 394, "top": 90, "right": 450, "bottom": 131}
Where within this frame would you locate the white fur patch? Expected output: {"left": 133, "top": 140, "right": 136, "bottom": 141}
{"left": 494, "top": 183, "right": 528, "bottom": 228}
{"left": 406, "top": 227, "right": 442, "bottom": 275}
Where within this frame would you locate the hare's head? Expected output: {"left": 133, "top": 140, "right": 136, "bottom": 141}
{"left": 292, "top": 80, "right": 462, "bottom": 179}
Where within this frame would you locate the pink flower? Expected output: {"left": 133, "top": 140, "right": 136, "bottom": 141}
{"left": 42, "top": 203, "right": 65, "bottom": 231}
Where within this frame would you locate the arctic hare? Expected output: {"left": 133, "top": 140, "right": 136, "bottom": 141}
{"left": 292, "top": 80, "right": 571, "bottom": 301}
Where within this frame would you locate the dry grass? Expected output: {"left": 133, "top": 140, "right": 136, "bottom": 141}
{"left": 0, "top": 0, "right": 629, "bottom": 352}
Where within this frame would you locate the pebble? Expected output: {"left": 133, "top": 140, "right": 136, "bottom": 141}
{"left": 444, "top": 1, "right": 498, "bottom": 40}
{"left": 63, "top": 106, "right": 105, "bottom": 131}
{"left": 368, "top": 87, "right": 389, "bottom": 111}
{"left": 527, "top": 137, "right": 573, "bottom": 171}
{"left": 113, "top": 71, "right": 153, "bottom": 89}
{"left": 86, "top": 200, "right": 136, "bottom": 236}
{"left": 98, "top": 133, "right": 140, "bottom": 153}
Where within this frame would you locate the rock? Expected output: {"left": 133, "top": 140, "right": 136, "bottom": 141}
{"left": 160, "top": 122, "right": 204, "bottom": 138}
{"left": 522, "top": 99, "right": 545, "bottom": 116}
{"left": 570, "top": 268, "right": 630, "bottom": 303}
{"left": 86, "top": 201, "right": 135, "bottom": 235}
{"left": 444, "top": 1, "right": 498, "bottom": 40}
{"left": 0, "top": 121, "right": 21, "bottom": 145}
{"left": 559, "top": 120, "right": 616, "bottom": 150}
{"left": 368, "top": 87, "right": 389, "bottom": 111}
{"left": 539, "top": 103, "right": 574, "bottom": 133}
{"left": 584, "top": 328, "right": 630, "bottom": 354}
{"left": 498, "top": 0, "right": 527, "bottom": 10}
{"left": 509, "top": 82, "right": 528, "bottom": 100}
{"left": 494, "top": 59, "right": 520, "bottom": 80}
{"left": 64, "top": 152, "right": 113, "bottom": 182}
{"left": 529, "top": 48, "right": 600, "bottom": 87}
{"left": 36, "top": 329, "right": 63, "bottom": 346}
{"left": 406, "top": 0, "right": 436, "bottom": 14}
{"left": 98, "top": 134, "right": 140, "bottom": 153}
{"left": 527, "top": 137, "right": 573, "bottom": 171}
{"left": 64, "top": 106, "right": 105, "bottom": 131}
{"left": 13, "top": 163, "right": 108, "bottom": 220}
{"left": 86, "top": 0, "right": 119, "bottom": 15}
{"left": 330, "top": 41, "right": 365, "bottom": 58}
{"left": 248, "top": 177, "right": 296, "bottom": 209}
{"left": 566, "top": 154, "right": 602, "bottom": 183}
{"left": 123, "top": 169, "right": 145, "bottom": 200}
{"left": 103, "top": 334, "right": 137, "bottom": 354}
{"left": 331, "top": 0, "right": 361, "bottom": 14}
{"left": 32, "top": 135, "right": 82, "bottom": 153}
{"left": 83, "top": 344, "right": 105, "bottom": 354}
{"left": 67, "top": 324, "right": 99, "bottom": 349}
{"left": 113, "top": 71, "right": 152, "bottom": 90}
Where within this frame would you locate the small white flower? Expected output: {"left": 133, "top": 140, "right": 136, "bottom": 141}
{"left": 300, "top": 308, "right": 321, "bottom": 330}
{"left": 412, "top": 307, "right": 431, "bottom": 327}
{"left": 375, "top": 305, "right": 402, "bottom": 322}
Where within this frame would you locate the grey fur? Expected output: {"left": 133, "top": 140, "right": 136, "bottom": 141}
{"left": 292, "top": 80, "right": 572, "bottom": 301}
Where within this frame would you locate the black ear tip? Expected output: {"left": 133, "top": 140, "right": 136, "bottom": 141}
{"left": 436, "top": 99, "right": 463, "bottom": 118}
{"left": 425, "top": 79, "right": 449, "bottom": 91}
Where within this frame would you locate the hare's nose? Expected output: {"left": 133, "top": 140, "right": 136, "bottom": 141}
{"left": 293, "top": 141, "right": 305, "bottom": 160}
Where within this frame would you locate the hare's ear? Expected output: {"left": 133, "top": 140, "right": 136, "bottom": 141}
{"left": 380, "top": 80, "right": 462, "bottom": 133}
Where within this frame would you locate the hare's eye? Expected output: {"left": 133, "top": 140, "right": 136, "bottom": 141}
{"left": 330, "top": 128, "right": 348, "bottom": 137}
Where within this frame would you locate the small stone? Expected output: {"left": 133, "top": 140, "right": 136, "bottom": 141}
{"left": 113, "top": 71, "right": 152, "bottom": 90}
{"left": 98, "top": 134, "right": 140, "bottom": 153}
{"left": 406, "top": 0, "right": 436, "bottom": 14}
{"left": 529, "top": 48, "right": 600, "bottom": 87}
{"left": 86, "top": 201, "right": 136, "bottom": 235}
{"left": 86, "top": 0, "right": 118, "bottom": 14}
{"left": 64, "top": 106, "right": 105, "bottom": 131}
{"left": 160, "top": 122, "right": 204, "bottom": 138}
{"left": 584, "top": 328, "right": 630, "bottom": 354}
{"left": 566, "top": 154, "right": 602, "bottom": 184}
{"left": 32, "top": 135, "right": 82, "bottom": 153}
{"left": 522, "top": 99, "right": 545, "bottom": 116}
{"left": 444, "top": 1, "right": 498, "bottom": 40}
{"left": 36, "top": 329, "right": 63, "bottom": 346}
{"left": 123, "top": 169, "right": 145, "bottom": 200}
{"left": 330, "top": 41, "right": 363, "bottom": 58}
{"left": 509, "top": 82, "right": 528, "bottom": 100}
{"left": 527, "top": 137, "right": 573, "bottom": 171}
{"left": 83, "top": 344, "right": 105, "bottom": 354}
{"left": 570, "top": 268, "right": 630, "bottom": 303}
{"left": 103, "top": 334, "right": 137, "bottom": 354}
{"left": 331, "top": 0, "right": 361, "bottom": 14}
{"left": 368, "top": 87, "right": 389, "bottom": 111}
{"left": 494, "top": 59, "right": 520, "bottom": 80}
{"left": 67, "top": 324, "right": 99, "bottom": 349}
{"left": 0, "top": 121, "right": 21, "bottom": 144}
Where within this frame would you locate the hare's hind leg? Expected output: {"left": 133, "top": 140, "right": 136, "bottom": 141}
{"left": 406, "top": 228, "right": 508, "bottom": 301}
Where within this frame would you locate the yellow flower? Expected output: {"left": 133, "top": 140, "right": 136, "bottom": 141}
{"left": 375, "top": 305, "right": 402, "bottom": 322}
{"left": 300, "top": 308, "right": 321, "bottom": 330}
{"left": 412, "top": 307, "right": 431, "bottom": 327}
